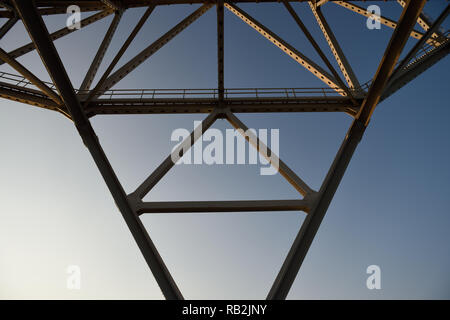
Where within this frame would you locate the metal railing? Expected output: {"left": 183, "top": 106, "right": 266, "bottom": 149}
{"left": 77, "top": 86, "right": 369, "bottom": 100}
{"left": 0, "top": 70, "right": 56, "bottom": 90}
{"left": 0, "top": 70, "right": 371, "bottom": 100}
{"left": 406, "top": 30, "right": 450, "bottom": 68}
{"left": 1, "top": 30, "right": 448, "bottom": 101}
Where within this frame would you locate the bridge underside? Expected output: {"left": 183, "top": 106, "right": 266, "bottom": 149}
{"left": 0, "top": 80, "right": 359, "bottom": 116}
{"left": 0, "top": 0, "right": 448, "bottom": 300}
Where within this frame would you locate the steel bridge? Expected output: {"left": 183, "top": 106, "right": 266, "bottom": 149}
{"left": 0, "top": 0, "right": 449, "bottom": 299}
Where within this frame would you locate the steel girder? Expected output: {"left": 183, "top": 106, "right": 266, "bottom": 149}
{"left": 0, "top": 80, "right": 67, "bottom": 115}
{"left": 382, "top": 39, "right": 450, "bottom": 101}
{"left": 85, "top": 96, "right": 358, "bottom": 116}
{"left": 333, "top": 1, "right": 440, "bottom": 46}
{"left": 0, "top": 14, "right": 17, "bottom": 39}
{"left": 217, "top": 0, "right": 224, "bottom": 102}
{"left": 0, "top": 9, "right": 114, "bottom": 65}
{"left": 0, "top": 0, "right": 330, "bottom": 18}
{"left": 0, "top": 76, "right": 359, "bottom": 116}
{"left": 308, "top": 3, "right": 361, "bottom": 90}
{"left": 12, "top": 0, "right": 183, "bottom": 300}
{"left": 0, "top": 0, "right": 448, "bottom": 300}
{"left": 81, "top": 4, "right": 155, "bottom": 104}
{"left": 397, "top": 0, "right": 445, "bottom": 42}
{"left": 79, "top": 10, "right": 123, "bottom": 91}
{"left": 225, "top": 2, "right": 344, "bottom": 95}
{"left": 0, "top": 48, "right": 62, "bottom": 105}
{"left": 92, "top": 3, "right": 214, "bottom": 96}
{"left": 267, "top": 0, "right": 428, "bottom": 299}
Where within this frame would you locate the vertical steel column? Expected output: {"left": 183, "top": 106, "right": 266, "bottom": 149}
{"left": 12, "top": 0, "right": 183, "bottom": 300}
{"left": 217, "top": 0, "right": 224, "bottom": 102}
{"left": 267, "top": 0, "right": 427, "bottom": 300}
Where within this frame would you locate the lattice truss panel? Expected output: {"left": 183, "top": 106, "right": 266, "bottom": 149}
{"left": 0, "top": 0, "right": 448, "bottom": 299}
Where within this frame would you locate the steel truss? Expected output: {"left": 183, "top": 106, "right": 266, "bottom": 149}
{"left": 0, "top": 0, "right": 448, "bottom": 299}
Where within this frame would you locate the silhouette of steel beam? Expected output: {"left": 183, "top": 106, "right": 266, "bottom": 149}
{"left": 102, "top": 0, "right": 122, "bottom": 11}
{"left": 85, "top": 96, "right": 356, "bottom": 116}
{"left": 317, "top": 0, "right": 329, "bottom": 6}
{"left": 225, "top": 3, "right": 344, "bottom": 96}
{"left": 225, "top": 110, "right": 315, "bottom": 197}
{"left": 95, "top": 3, "right": 213, "bottom": 95}
{"left": 130, "top": 109, "right": 220, "bottom": 200}
{"left": 0, "top": 91, "right": 356, "bottom": 116}
{"left": 334, "top": 1, "right": 438, "bottom": 46}
{"left": 282, "top": 1, "right": 357, "bottom": 105}
{"left": 128, "top": 107, "right": 314, "bottom": 215}
{"left": 135, "top": 200, "right": 312, "bottom": 214}
{"left": 0, "top": 9, "right": 113, "bottom": 65}
{"left": 357, "top": 0, "right": 427, "bottom": 126}
{"left": 0, "top": 1, "right": 13, "bottom": 10}
{"left": 0, "top": 80, "right": 66, "bottom": 115}
{"left": 382, "top": 40, "right": 450, "bottom": 101}
{"left": 0, "top": 15, "right": 17, "bottom": 39}
{"left": 82, "top": 4, "right": 155, "bottom": 104}
{"left": 0, "top": 74, "right": 357, "bottom": 115}
{"left": 0, "top": 1, "right": 109, "bottom": 17}
{"left": 79, "top": 11, "right": 123, "bottom": 91}
{"left": 12, "top": 0, "right": 183, "bottom": 300}
{"left": 2, "top": 0, "right": 447, "bottom": 301}
{"left": 267, "top": 0, "right": 427, "bottom": 300}
{"left": 217, "top": 0, "right": 224, "bottom": 102}
{"left": 308, "top": 2, "right": 361, "bottom": 90}
{"left": 388, "top": 5, "right": 450, "bottom": 86}
{"left": 0, "top": 48, "right": 62, "bottom": 105}
{"left": 397, "top": 0, "right": 444, "bottom": 42}
{"left": 0, "top": 1, "right": 312, "bottom": 17}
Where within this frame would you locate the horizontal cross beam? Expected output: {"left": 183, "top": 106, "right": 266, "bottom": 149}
{"left": 85, "top": 96, "right": 357, "bottom": 116}
{"left": 134, "top": 199, "right": 311, "bottom": 214}
{"left": 0, "top": 80, "right": 69, "bottom": 117}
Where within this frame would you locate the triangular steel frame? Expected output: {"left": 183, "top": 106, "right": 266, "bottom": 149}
{"left": 1, "top": 0, "right": 449, "bottom": 299}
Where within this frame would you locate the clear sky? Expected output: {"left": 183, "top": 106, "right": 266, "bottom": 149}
{"left": 0, "top": 1, "right": 449, "bottom": 299}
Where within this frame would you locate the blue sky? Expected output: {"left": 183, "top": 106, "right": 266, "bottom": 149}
{"left": 0, "top": 1, "right": 449, "bottom": 299}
